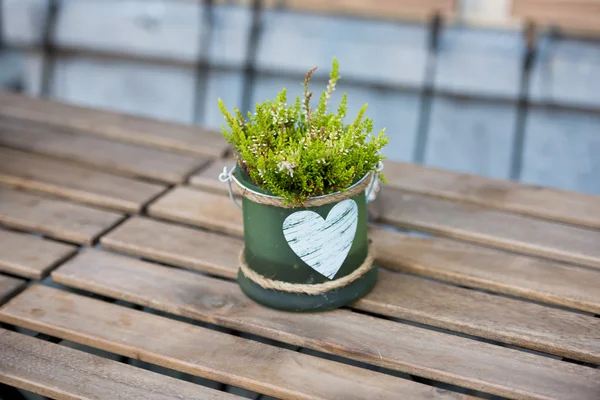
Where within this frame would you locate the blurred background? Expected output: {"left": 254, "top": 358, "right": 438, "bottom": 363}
{"left": 1, "top": 0, "right": 599, "bottom": 195}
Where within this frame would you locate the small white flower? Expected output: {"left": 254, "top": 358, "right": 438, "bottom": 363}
{"left": 277, "top": 160, "right": 296, "bottom": 177}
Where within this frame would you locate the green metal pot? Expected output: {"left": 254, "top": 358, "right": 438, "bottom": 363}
{"left": 234, "top": 164, "right": 377, "bottom": 312}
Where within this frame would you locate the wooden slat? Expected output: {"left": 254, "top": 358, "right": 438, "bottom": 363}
{"left": 0, "top": 185, "right": 123, "bottom": 244}
{"left": 0, "top": 285, "right": 477, "bottom": 400}
{"left": 146, "top": 188, "right": 600, "bottom": 314}
{"left": 0, "top": 330, "right": 237, "bottom": 400}
{"left": 383, "top": 161, "right": 600, "bottom": 229}
{"left": 0, "top": 147, "right": 166, "bottom": 213}
{"left": 37, "top": 255, "right": 600, "bottom": 399}
{"left": 0, "top": 229, "right": 76, "bottom": 279}
{"left": 0, "top": 116, "right": 211, "bottom": 184}
{"left": 0, "top": 91, "right": 228, "bottom": 157}
{"left": 377, "top": 188, "right": 600, "bottom": 269}
{"left": 149, "top": 186, "right": 243, "bottom": 236}
{"left": 102, "top": 217, "right": 242, "bottom": 279}
{"left": 369, "top": 227, "right": 600, "bottom": 315}
{"left": 0, "top": 275, "right": 25, "bottom": 304}
{"left": 512, "top": 0, "right": 600, "bottom": 33}
{"left": 55, "top": 247, "right": 600, "bottom": 365}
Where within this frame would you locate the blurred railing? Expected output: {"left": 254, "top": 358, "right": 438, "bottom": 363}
{"left": 0, "top": 0, "right": 599, "bottom": 195}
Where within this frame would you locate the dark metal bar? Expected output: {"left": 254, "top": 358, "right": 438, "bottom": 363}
{"left": 39, "top": 0, "right": 60, "bottom": 97}
{"left": 412, "top": 13, "right": 442, "bottom": 163}
{"left": 241, "top": 0, "right": 264, "bottom": 115}
{"left": 428, "top": 13, "right": 442, "bottom": 52}
{"left": 192, "top": 0, "right": 215, "bottom": 124}
{"left": 0, "top": 0, "right": 4, "bottom": 51}
{"left": 509, "top": 21, "right": 539, "bottom": 180}
{"left": 0, "top": 0, "right": 21, "bottom": 91}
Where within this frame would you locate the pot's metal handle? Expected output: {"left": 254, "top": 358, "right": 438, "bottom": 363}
{"left": 218, "top": 165, "right": 243, "bottom": 211}
{"left": 365, "top": 162, "right": 384, "bottom": 203}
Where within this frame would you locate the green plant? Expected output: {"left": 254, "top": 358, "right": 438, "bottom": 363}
{"left": 218, "top": 58, "right": 388, "bottom": 206}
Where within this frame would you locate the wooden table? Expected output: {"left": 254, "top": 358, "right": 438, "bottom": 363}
{"left": 0, "top": 90, "right": 599, "bottom": 400}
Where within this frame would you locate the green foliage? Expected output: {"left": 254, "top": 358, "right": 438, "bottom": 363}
{"left": 218, "top": 58, "right": 388, "bottom": 206}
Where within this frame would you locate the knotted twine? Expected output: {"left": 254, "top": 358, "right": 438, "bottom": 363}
{"left": 223, "top": 166, "right": 380, "bottom": 294}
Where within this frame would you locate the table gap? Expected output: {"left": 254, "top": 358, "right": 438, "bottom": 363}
{"left": 183, "top": 159, "right": 220, "bottom": 185}
{"left": 0, "top": 275, "right": 27, "bottom": 306}
{"left": 138, "top": 210, "right": 241, "bottom": 237}
{"left": 0, "top": 225, "right": 82, "bottom": 247}
{"left": 561, "top": 357, "right": 599, "bottom": 369}
{"left": 140, "top": 184, "right": 178, "bottom": 215}
{"left": 88, "top": 215, "right": 134, "bottom": 246}
{"left": 0, "top": 183, "right": 132, "bottom": 216}
{"left": 0, "top": 382, "right": 34, "bottom": 400}
{"left": 0, "top": 183, "right": 135, "bottom": 225}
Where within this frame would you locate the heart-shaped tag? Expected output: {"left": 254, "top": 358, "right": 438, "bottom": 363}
{"left": 282, "top": 199, "right": 358, "bottom": 280}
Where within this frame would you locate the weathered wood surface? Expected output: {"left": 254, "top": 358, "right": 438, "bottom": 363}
{"left": 0, "top": 91, "right": 228, "bottom": 157}
{"left": 0, "top": 185, "right": 123, "bottom": 244}
{"left": 377, "top": 188, "right": 600, "bottom": 269}
{"left": 101, "top": 217, "right": 242, "bottom": 279}
{"left": 0, "top": 117, "right": 210, "bottom": 184}
{"left": 0, "top": 229, "right": 76, "bottom": 279}
{"left": 148, "top": 186, "right": 243, "bottom": 236}
{"left": 0, "top": 329, "right": 238, "bottom": 400}
{"left": 99, "top": 217, "right": 600, "bottom": 360}
{"left": 143, "top": 186, "right": 600, "bottom": 314}
{"left": 42, "top": 255, "right": 600, "bottom": 399}
{"left": 383, "top": 160, "right": 600, "bottom": 229}
{"left": 0, "top": 275, "right": 25, "bottom": 304}
{"left": 512, "top": 0, "right": 600, "bottom": 32}
{"left": 369, "top": 227, "right": 600, "bottom": 315}
{"left": 0, "top": 285, "right": 474, "bottom": 400}
{"left": 0, "top": 147, "right": 166, "bottom": 212}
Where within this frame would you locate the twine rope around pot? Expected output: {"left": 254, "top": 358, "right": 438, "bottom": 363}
{"left": 239, "top": 246, "right": 375, "bottom": 295}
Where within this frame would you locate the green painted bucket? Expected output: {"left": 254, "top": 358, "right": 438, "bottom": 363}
{"left": 224, "top": 163, "right": 378, "bottom": 312}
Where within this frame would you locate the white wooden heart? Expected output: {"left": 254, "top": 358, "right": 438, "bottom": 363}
{"left": 282, "top": 199, "right": 358, "bottom": 279}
